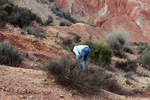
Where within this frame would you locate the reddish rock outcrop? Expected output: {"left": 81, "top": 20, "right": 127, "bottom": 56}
{"left": 54, "top": 0, "right": 150, "bottom": 43}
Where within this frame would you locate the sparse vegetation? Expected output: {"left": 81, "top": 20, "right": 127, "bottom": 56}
{"left": 125, "top": 79, "right": 132, "bottom": 85}
{"left": 83, "top": 40, "right": 112, "bottom": 65}
{"left": 123, "top": 43, "right": 134, "bottom": 54}
{"left": 133, "top": 89, "right": 143, "bottom": 94}
{"left": 45, "top": 56, "right": 124, "bottom": 95}
{"left": 146, "top": 84, "right": 150, "bottom": 92}
{"left": 138, "top": 44, "right": 150, "bottom": 54}
{"left": 36, "top": 63, "right": 44, "bottom": 70}
{"left": 0, "top": 0, "right": 11, "bottom": 27}
{"left": 0, "top": 0, "right": 42, "bottom": 28}
{"left": 73, "top": 35, "right": 81, "bottom": 43}
{"left": 59, "top": 21, "right": 72, "bottom": 26}
{"left": 67, "top": 32, "right": 81, "bottom": 42}
{"left": 138, "top": 48, "right": 150, "bottom": 70}
{"left": 43, "top": 15, "right": 53, "bottom": 26}
{"left": 61, "top": 37, "right": 72, "bottom": 46}
{"left": 137, "top": 71, "right": 150, "bottom": 77}
{"left": 0, "top": 41, "right": 23, "bottom": 67}
{"left": 124, "top": 72, "right": 136, "bottom": 81}
{"left": 51, "top": 5, "right": 96, "bottom": 27}
{"left": 60, "top": 37, "right": 74, "bottom": 50}
{"left": 107, "top": 28, "right": 134, "bottom": 58}
{"left": 7, "top": 6, "right": 41, "bottom": 28}
{"left": 23, "top": 26, "right": 45, "bottom": 39}
{"left": 115, "top": 59, "right": 137, "bottom": 72}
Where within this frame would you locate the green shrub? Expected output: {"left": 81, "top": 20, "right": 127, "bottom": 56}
{"left": 3, "top": 2, "right": 14, "bottom": 14}
{"left": 83, "top": 40, "right": 112, "bottom": 65}
{"left": 138, "top": 49, "right": 150, "bottom": 70}
{"left": 23, "top": 26, "right": 45, "bottom": 39}
{"left": 45, "top": 56, "right": 124, "bottom": 95}
{"left": 138, "top": 44, "right": 150, "bottom": 54}
{"left": 107, "top": 28, "right": 133, "bottom": 57}
{"left": 0, "top": 42, "right": 23, "bottom": 67}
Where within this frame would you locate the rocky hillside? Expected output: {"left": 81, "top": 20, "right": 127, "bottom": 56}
{"left": 0, "top": 0, "right": 150, "bottom": 100}
{"left": 54, "top": 0, "right": 150, "bottom": 43}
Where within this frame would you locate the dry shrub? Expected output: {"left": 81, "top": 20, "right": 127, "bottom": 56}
{"left": 133, "top": 89, "right": 143, "bottom": 94}
{"left": 43, "top": 16, "right": 53, "bottom": 26}
{"left": 107, "top": 28, "right": 134, "bottom": 57}
{"left": 45, "top": 56, "right": 125, "bottom": 95}
{"left": 124, "top": 72, "right": 137, "bottom": 82}
{"left": 138, "top": 49, "right": 150, "bottom": 70}
{"left": 59, "top": 21, "right": 72, "bottom": 26}
{"left": 7, "top": 6, "right": 41, "bottom": 28}
{"left": 0, "top": 0, "right": 11, "bottom": 27}
{"left": 115, "top": 59, "right": 137, "bottom": 72}
{"left": 125, "top": 79, "right": 132, "bottom": 85}
{"left": 0, "top": 41, "right": 23, "bottom": 67}
{"left": 23, "top": 26, "right": 45, "bottom": 39}
{"left": 146, "top": 84, "right": 150, "bottom": 92}
{"left": 0, "top": 0, "right": 42, "bottom": 28}
{"left": 61, "top": 37, "right": 73, "bottom": 50}
{"left": 137, "top": 71, "right": 150, "bottom": 77}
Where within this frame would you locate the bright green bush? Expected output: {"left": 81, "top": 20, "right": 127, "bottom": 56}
{"left": 83, "top": 40, "right": 112, "bottom": 65}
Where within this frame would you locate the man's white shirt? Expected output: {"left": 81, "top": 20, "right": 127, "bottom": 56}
{"left": 73, "top": 45, "right": 89, "bottom": 58}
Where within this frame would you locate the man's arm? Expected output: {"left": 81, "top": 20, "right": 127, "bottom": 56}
{"left": 73, "top": 48, "right": 79, "bottom": 59}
